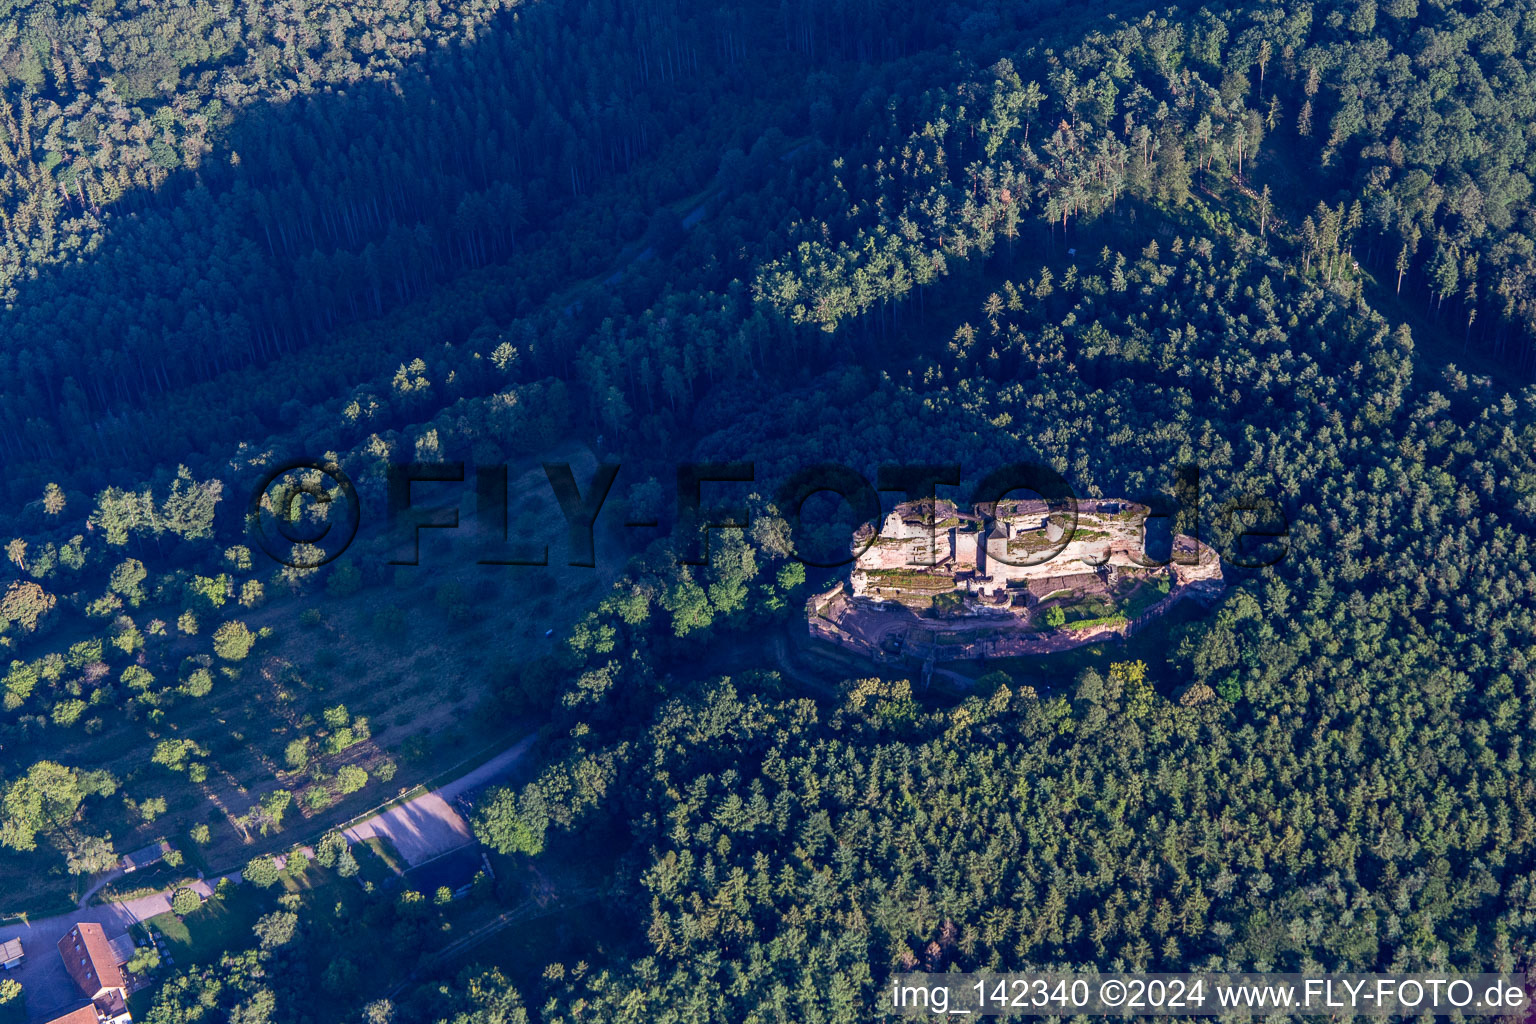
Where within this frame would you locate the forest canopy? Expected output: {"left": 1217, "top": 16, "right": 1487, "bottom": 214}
{"left": 0, "top": 0, "right": 1534, "bottom": 1020}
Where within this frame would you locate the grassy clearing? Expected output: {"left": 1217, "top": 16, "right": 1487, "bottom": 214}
{"left": 146, "top": 883, "right": 270, "bottom": 968}
{"left": 1060, "top": 612, "right": 1129, "bottom": 631}
{"left": 429, "top": 844, "right": 634, "bottom": 995}
{"left": 0, "top": 847, "right": 79, "bottom": 917}
{"left": 1052, "top": 594, "right": 1117, "bottom": 622}
{"left": 1007, "top": 531, "right": 1061, "bottom": 555}
{"left": 98, "top": 860, "right": 200, "bottom": 903}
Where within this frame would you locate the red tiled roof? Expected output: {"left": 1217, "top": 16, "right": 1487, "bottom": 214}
{"left": 37, "top": 1001, "right": 100, "bottom": 1024}
{"left": 55, "top": 922, "right": 124, "bottom": 997}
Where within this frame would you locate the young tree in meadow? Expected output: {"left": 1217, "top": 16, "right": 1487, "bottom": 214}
{"left": 171, "top": 888, "right": 203, "bottom": 916}
{"left": 315, "top": 831, "right": 346, "bottom": 868}
{"left": 336, "top": 846, "right": 360, "bottom": 878}
{"left": 92, "top": 486, "right": 159, "bottom": 547}
{"left": 361, "top": 999, "right": 396, "bottom": 1024}
{"left": 325, "top": 561, "right": 363, "bottom": 597}
{"left": 182, "top": 668, "right": 213, "bottom": 698}
{"left": 111, "top": 617, "right": 144, "bottom": 655}
{"left": 153, "top": 738, "right": 195, "bottom": 771}
{"left": 160, "top": 467, "right": 223, "bottom": 541}
{"left": 243, "top": 856, "right": 280, "bottom": 888}
{"left": 52, "top": 699, "right": 86, "bottom": 727}
{"left": 662, "top": 577, "right": 713, "bottom": 637}
{"left": 435, "top": 968, "right": 528, "bottom": 1023}
{"left": 213, "top": 620, "right": 256, "bottom": 660}
{"left": 109, "top": 559, "right": 148, "bottom": 606}
{"left": 284, "top": 738, "right": 311, "bottom": 771}
{"left": 246, "top": 791, "right": 292, "bottom": 836}
{"left": 186, "top": 575, "right": 230, "bottom": 610}
{"left": 705, "top": 530, "right": 758, "bottom": 617}
{"left": 1, "top": 661, "right": 36, "bottom": 711}
{"left": 335, "top": 766, "right": 368, "bottom": 794}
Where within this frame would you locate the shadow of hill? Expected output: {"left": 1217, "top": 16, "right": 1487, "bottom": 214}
{"left": 0, "top": 0, "right": 816, "bottom": 505}
{"left": 0, "top": 0, "right": 1201, "bottom": 518}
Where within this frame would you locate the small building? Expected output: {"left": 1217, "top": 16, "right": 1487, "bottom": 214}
{"left": 0, "top": 937, "right": 22, "bottom": 969}
{"left": 119, "top": 840, "right": 173, "bottom": 874}
{"left": 94, "top": 990, "right": 132, "bottom": 1024}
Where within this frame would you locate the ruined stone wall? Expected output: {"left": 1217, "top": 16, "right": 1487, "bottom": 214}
{"left": 849, "top": 498, "right": 1221, "bottom": 605}
{"left": 1025, "top": 571, "right": 1105, "bottom": 598}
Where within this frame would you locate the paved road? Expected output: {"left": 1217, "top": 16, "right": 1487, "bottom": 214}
{"left": 345, "top": 733, "right": 536, "bottom": 866}
{"left": 0, "top": 733, "right": 535, "bottom": 1015}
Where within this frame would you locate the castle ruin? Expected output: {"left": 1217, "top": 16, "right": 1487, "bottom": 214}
{"left": 809, "top": 497, "right": 1223, "bottom": 667}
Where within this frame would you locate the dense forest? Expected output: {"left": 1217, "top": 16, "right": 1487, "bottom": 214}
{"left": 0, "top": 0, "right": 1534, "bottom": 490}
{"left": 1, "top": 0, "right": 1536, "bottom": 1018}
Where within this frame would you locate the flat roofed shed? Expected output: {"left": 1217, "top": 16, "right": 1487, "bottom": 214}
{"left": 120, "top": 838, "right": 173, "bottom": 872}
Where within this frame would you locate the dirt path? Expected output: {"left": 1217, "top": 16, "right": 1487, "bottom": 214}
{"left": 436, "top": 734, "right": 537, "bottom": 801}
{"left": 77, "top": 868, "right": 126, "bottom": 910}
